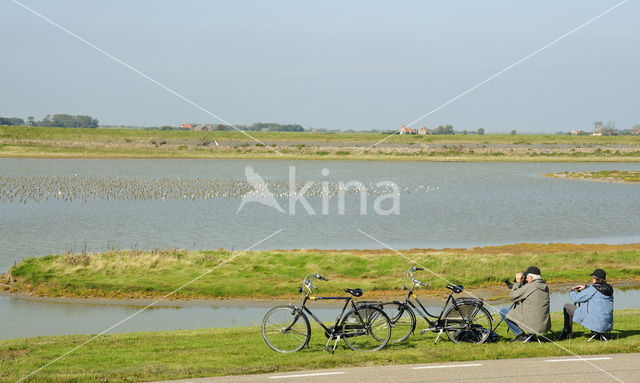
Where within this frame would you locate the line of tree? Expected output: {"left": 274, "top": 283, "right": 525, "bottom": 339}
{"left": 0, "top": 114, "right": 99, "bottom": 128}
{"left": 245, "top": 122, "right": 304, "bottom": 132}
{"left": 434, "top": 124, "right": 454, "bottom": 134}
{"left": 146, "top": 122, "right": 306, "bottom": 132}
{"left": 0, "top": 117, "right": 25, "bottom": 126}
{"left": 40, "top": 114, "right": 99, "bottom": 128}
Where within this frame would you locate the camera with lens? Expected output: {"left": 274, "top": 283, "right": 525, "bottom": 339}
{"left": 503, "top": 271, "right": 528, "bottom": 289}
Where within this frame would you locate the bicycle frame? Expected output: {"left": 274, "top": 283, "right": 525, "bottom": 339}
{"left": 296, "top": 294, "right": 355, "bottom": 334}
{"left": 288, "top": 274, "right": 374, "bottom": 352}
{"left": 394, "top": 268, "right": 482, "bottom": 343}
{"left": 399, "top": 281, "right": 459, "bottom": 328}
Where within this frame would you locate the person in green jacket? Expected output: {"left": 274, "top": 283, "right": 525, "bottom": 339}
{"left": 499, "top": 266, "right": 552, "bottom": 342}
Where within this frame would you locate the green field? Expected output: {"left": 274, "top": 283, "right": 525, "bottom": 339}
{"left": 2, "top": 126, "right": 640, "bottom": 161}
{"left": 5, "top": 244, "right": 640, "bottom": 300}
{"left": 3, "top": 125, "right": 640, "bottom": 144}
{"left": 1, "top": 309, "right": 639, "bottom": 382}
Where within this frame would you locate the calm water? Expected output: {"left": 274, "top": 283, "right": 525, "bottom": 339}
{"left": 1, "top": 159, "right": 640, "bottom": 272}
{"left": 1, "top": 159, "right": 639, "bottom": 339}
{"left": 1, "top": 288, "right": 639, "bottom": 339}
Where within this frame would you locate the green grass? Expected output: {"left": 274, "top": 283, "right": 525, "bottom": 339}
{"left": 2, "top": 126, "right": 640, "bottom": 161}
{"left": 6, "top": 244, "right": 640, "bottom": 300}
{"left": 1, "top": 310, "right": 639, "bottom": 382}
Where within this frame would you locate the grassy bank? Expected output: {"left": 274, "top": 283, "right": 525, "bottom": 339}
{"left": 4, "top": 126, "right": 640, "bottom": 145}
{"left": 546, "top": 170, "right": 640, "bottom": 183}
{"left": 5, "top": 244, "right": 640, "bottom": 300}
{"left": 1, "top": 309, "right": 639, "bottom": 382}
{"left": 2, "top": 126, "right": 640, "bottom": 161}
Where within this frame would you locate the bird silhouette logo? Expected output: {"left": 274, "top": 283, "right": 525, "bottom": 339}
{"left": 236, "top": 166, "right": 285, "bottom": 214}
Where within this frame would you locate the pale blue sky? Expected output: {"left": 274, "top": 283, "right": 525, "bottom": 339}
{"left": 1, "top": 1, "right": 638, "bottom": 132}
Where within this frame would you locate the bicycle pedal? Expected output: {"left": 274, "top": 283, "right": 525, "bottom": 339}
{"left": 419, "top": 328, "right": 431, "bottom": 335}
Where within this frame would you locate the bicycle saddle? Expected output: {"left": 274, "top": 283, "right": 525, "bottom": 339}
{"left": 344, "top": 288, "right": 363, "bottom": 297}
{"left": 446, "top": 284, "right": 464, "bottom": 293}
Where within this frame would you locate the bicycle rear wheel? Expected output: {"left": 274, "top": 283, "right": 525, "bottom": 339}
{"left": 341, "top": 307, "right": 391, "bottom": 351}
{"left": 382, "top": 302, "right": 416, "bottom": 342}
{"left": 443, "top": 303, "right": 492, "bottom": 344}
{"left": 262, "top": 306, "right": 310, "bottom": 353}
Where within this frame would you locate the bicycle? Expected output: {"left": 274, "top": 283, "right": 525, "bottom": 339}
{"left": 261, "top": 273, "right": 392, "bottom": 353}
{"left": 383, "top": 266, "right": 493, "bottom": 344}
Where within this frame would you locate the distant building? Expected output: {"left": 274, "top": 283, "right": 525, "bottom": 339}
{"left": 193, "top": 124, "right": 213, "bottom": 132}
{"left": 180, "top": 123, "right": 192, "bottom": 129}
{"left": 418, "top": 127, "right": 431, "bottom": 135}
{"left": 399, "top": 126, "right": 416, "bottom": 135}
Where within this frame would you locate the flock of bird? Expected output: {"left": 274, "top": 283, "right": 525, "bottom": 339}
{"left": 0, "top": 175, "right": 438, "bottom": 204}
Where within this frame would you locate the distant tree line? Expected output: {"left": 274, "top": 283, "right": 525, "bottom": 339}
{"left": 434, "top": 124, "right": 454, "bottom": 134}
{"left": 245, "top": 122, "right": 304, "bottom": 132}
{"left": 40, "top": 114, "right": 99, "bottom": 128}
{"left": 0, "top": 114, "right": 99, "bottom": 128}
{"left": 0, "top": 116, "right": 25, "bottom": 126}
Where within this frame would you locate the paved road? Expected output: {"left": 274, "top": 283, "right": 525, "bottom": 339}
{"left": 155, "top": 353, "right": 640, "bottom": 383}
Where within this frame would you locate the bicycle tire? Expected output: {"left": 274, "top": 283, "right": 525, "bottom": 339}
{"left": 443, "top": 303, "right": 492, "bottom": 344}
{"left": 262, "top": 305, "right": 311, "bottom": 353}
{"left": 382, "top": 302, "right": 416, "bottom": 342}
{"left": 341, "top": 306, "right": 391, "bottom": 351}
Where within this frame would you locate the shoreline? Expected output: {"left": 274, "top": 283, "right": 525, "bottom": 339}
{"left": 3, "top": 276, "right": 639, "bottom": 308}
{"left": 4, "top": 243, "right": 640, "bottom": 302}
{"left": 545, "top": 171, "right": 640, "bottom": 184}
{"left": 2, "top": 152, "right": 640, "bottom": 162}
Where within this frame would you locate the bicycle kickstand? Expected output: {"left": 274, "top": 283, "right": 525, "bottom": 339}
{"left": 323, "top": 335, "right": 334, "bottom": 352}
{"left": 434, "top": 329, "right": 443, "bottom": 345}
{"left": 332, "top": 335, "right": 341, "bottom": 354}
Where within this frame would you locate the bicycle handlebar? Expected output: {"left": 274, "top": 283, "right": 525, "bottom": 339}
{"left": 406, "top": 267, "right": 429, "bottom": 289}
{"left": 317, "top": 274, "right": 329, "bottom": 281}
{"left": 302, "top": 273, "right": 328, "bottom": 295}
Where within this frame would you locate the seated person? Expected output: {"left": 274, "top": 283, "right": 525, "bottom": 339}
{"left": 559, "top": 268, "right": 614, "bottom": 340}
{"left": 500, "top": 266, "right": 551, "bottom": 342}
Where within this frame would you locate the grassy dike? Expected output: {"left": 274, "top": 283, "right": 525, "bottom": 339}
{"left": 4, "top": 244, "right": 640, "bottom": 300}
{"left": 2, "top": 126, "right": 640, "bottom": 161}
{"left": 1, "top": 310, "right": 639, "bottom": 382}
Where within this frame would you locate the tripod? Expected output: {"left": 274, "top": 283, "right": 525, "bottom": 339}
{"left": 492, "top": 302, "right": 517, "bottom": 334}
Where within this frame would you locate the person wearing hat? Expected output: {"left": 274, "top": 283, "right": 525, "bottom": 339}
{"left": 558, "top": 268, "right": 614, "bottom": 340}
{"left": 500, "top": 266, "right": 551, "bottom": 342}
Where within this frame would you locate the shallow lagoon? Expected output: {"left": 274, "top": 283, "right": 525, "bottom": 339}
{"left": 1, "top": 159, "right": 639, "bottom": 339}
{"left": 2, "top": 159, "right": 640, "bottom": 272}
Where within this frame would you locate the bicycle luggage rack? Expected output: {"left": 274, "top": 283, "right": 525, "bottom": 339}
{"left": 355, "top": 301, "right": 384, "bottom": 309}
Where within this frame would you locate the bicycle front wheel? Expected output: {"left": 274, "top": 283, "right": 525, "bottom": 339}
{"left": 262, "top": 305, "right": 310, "bottom": 353}
{"left": 341, "top": 307, "right": 391, "bottom": 351}
{"left": 382, "top": 302, "right": 416, "bottom": 342}
{"left": 443, "top": 303, "right": 492, "bottom": 344}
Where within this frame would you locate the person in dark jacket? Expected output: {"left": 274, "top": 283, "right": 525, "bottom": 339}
{"left": 500, "top": 266, "right": 551, "bottom": 342}
{"left": 559, "top": 268, "right": 614, "bottom": 340}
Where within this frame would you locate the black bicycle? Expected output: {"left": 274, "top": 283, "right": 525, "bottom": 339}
{"left": 383, "top": 267, "right": 492, "bottom": 344}
{"left": 261, "top": 273, "right": 392, "bottom": 353}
